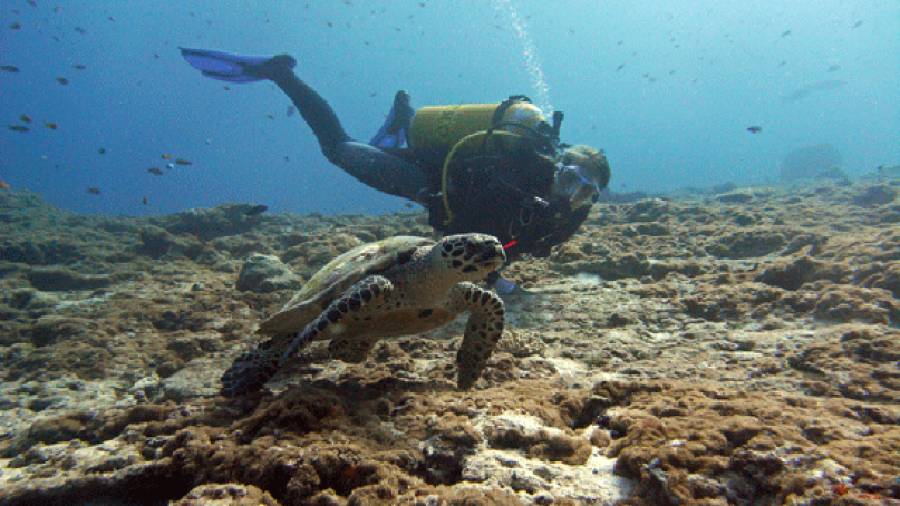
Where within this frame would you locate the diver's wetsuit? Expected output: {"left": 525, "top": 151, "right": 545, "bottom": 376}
{"left": 262, "top": 61, "right": 589, "bottom": 262}
{"left": 263, "top": 63, "right": 425, "bottom": 202}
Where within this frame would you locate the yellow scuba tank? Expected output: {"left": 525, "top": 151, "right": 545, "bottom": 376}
{"left": 408, "top": 98, "right": 548, "bottom": 154}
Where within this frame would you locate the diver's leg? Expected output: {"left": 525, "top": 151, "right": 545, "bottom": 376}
{"left": 330, "top": 142, "right": 426, "bottom": 200}
{"left": 264, "top": 62, "right": 426, "bottom": 200}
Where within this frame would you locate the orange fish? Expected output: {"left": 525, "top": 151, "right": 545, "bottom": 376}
{"left": 0, "top": 180, "right": 11, "bottom": 190}
{"left": 45, "top": 122, "right": 58, "bottom": 130}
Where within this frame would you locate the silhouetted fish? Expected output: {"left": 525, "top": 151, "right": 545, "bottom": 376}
{"left": 853, "top": 20, "right": 863, "bottom": 28}
{"left": 87, "top": 187, "right": 101, "bottom": 195}
{"left": 56, "top": 77, "right": 69, "bottom": 85}
{"left": 19, "top": 114, "right": 31, "bottom": 123}
{"left": 746, "top": 126, "right": 762, "bottom": 134}
{"left": 782, "top": 79, "right": 847, "bottom": 103}
{"left": 147, "top": 167, "right": 163, "bottom": 175}
{"left": 8, "top": 125, "right": 29, "bottom": 132}
{"left": 174, "top": 158, "right": 192, "bottom": 166}
{"left": 73, "top": 64, "right": 87, "bottom": 70}
{"left": 781, "top": 29, "right": 791, "bottom": 37}
{"left": 0, "top": 65, "right": 20, "bottom": 72}
{"left": 9, "top": 21, "right": 21, "bottom": 30}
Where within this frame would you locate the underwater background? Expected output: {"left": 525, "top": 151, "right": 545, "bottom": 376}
{"left": 1, "top": 0, "right": 898, "bottom": 216}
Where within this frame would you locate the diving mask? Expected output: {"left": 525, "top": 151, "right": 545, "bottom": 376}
{"left": 552, "top": 164, "right": 601, "bottom": 208}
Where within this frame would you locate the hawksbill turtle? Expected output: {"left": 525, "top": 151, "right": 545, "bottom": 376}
{"left": 221, "top": 233, "right": 507, "bottom": 397}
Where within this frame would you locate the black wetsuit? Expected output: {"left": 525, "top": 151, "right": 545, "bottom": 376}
{"left": 266, "top": 65, "right": 590, "bottom": 262}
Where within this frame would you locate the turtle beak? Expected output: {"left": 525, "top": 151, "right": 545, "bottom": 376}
{"left": 478, "top": 241, "right": 506, "bottom": 266}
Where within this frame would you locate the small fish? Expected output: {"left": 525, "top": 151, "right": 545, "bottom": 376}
{"left": 72, "top": 64, "right": 87, "bottom": 70}
{"left": 8, "top": 125, "right": 29, "bottom": 132}
{"left": 161, "top": 153, "right": 172, "bottom": 160}
{"left": 75, "top": 26, "right": 87, "bottom": 34}
{"left": 0, "top": 65, "right": 20, "bottom": 72}
{"left": 10, "top": 21, "right": 22, "bottom": 30}
{"left": 204, "top": 138, "right": 212, "bottom": 145}
{"left": 44, "top": 122, "right": 58, "bottom": 129}
{"left": 166, "top": 163, "right": 175, "bottom": 169}
{"left": 616, "top": 63, "right": 625, "bottom": 71}
{"left": 418, "top": 1, "right": 426, "bottom": 6}
{"left": 852, "top": 20, "right": 863, "bottom": 28}
{"left": 286, "top": 105, "right": 296, "bottom": 117}
{"left": 147, "top": 167, "right": 163, "bottom": 175}
{"left": 778, "top": 60, "right": 787, "bottom": 67}
{"left": 27, "top": 0, "right": 36, "bottom": 7}
{"left": 781, "top": 29, "right": 791, "bottom": 37}
{"left": 56, "top": 77, "right": 69, "bottom": 85}
{"left": 142, "top": 196, "right": 148, "bottom": 205}
{"left": 284, "top": 155, "right": 290, "bottom": 162}
{"left": 19, "top": 114, "right": 31, "bottom": 123}
{"left": 98, "top": 147, "right": 106, "bottom": 154}
{"left": 827, "top": 64, "right": 841, "bottom": 72}
{"left": 174, "top": 158, "right": 192, "bottom": 166}
{"left": 223, "top": 85, "right": 231, "bottom": 91}
{"left": 746, "top": 126, "right": 762, "bottom": 134}
{"left": 326, "top": 21, "right": 333, "bottom": 28}
{"left": 87, "top": 187, "right": 101, "bottom": 195}
{"left": 107, "top": 16, "right": 115, "bottom": 22}
{"left": 266, "top": 113, "right": 275, "bottom": 120}
{"left": 369, "top": 91, "right": 377, "bottom": 98}
{"left": 0, "top": 180, "right": 10, "bottom": 190}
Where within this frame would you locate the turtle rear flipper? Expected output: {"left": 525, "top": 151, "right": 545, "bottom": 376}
{"left": 220, "top": 338, "right": 283, "bottom": 397}
{"left": 450, "top": 283, "right": 505, "bottom": 389}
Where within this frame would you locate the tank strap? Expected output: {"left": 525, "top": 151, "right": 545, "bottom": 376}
{"left": 490, "top": 95, "right": 532, "bottom": 131}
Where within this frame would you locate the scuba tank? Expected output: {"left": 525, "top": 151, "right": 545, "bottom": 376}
{"left": 409, "top": 96, "right": 557, "bottom": 154}
{"left": 408, "top": 96, "right": 564, "bottom": 226}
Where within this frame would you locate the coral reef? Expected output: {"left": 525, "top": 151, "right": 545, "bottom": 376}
{"left": 0, "top": 180, "right": 897, "bottom": 505}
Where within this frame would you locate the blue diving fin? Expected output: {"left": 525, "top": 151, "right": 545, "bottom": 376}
{"left": 179, "top": 47, "right": 295, "bottom": 83}
{"left": 370, "top": 90, "right": 414, "bottom": 149}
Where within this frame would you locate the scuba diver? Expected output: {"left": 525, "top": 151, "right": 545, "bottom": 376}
{"left": 180, "top": 48, "right": 610, "bottom": 288}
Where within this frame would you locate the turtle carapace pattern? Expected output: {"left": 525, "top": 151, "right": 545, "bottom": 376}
{"left": 221, "top": 233, "right": 507, "bottom": 397}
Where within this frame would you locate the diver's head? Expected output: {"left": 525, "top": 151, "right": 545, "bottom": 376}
{"left": 552, "top": 145, "right": 610, "bottom": 208}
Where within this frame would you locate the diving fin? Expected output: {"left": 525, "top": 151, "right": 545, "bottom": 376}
{"left": 179, "top": 47, "right": 296, "bottom": 83}
{"left": 370, "top": 90, "right": 414, "bottom": 149}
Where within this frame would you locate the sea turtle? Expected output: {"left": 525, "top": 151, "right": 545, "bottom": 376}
{"left": 221, "top": 233, "right": 507, "bottom": 397}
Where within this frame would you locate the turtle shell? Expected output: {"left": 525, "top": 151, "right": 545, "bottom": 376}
{"left": 258, "top": 235, "right": 434, "bottom": 336}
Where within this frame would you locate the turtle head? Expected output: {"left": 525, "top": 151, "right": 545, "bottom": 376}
{"left": 431, "top": 233, "right": 506, "bottom": 281}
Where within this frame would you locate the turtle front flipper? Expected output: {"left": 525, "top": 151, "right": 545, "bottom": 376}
{"left": 449, "top": 282, "right": 505, "bottom": 390}
{"left": 282, "top": 274, "right": 394, "bottom": 363}
{"left": 220, "top": 337, "right": 284, "bottom": 397}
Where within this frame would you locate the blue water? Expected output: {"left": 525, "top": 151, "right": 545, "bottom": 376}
{"left": 1, "top": 0, "right": 898, "bottom": 216}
